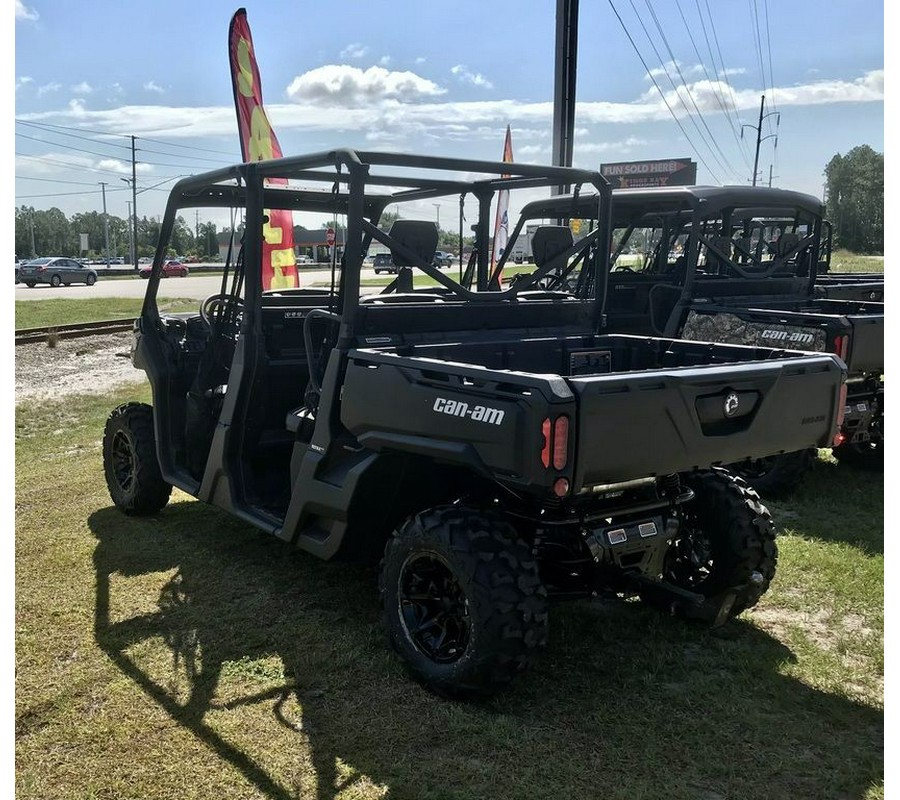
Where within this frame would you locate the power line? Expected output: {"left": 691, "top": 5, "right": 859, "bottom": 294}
{"left": 763, "top": 0, "right": 777, "bottom": 118}
{"left": 672, "top": 0, "right": 752, "bottom": 172}
{"left": 15, "top": 119, "right": 134, "bottom": 151}
{"left": 15, "top": 131, "right": 135, "bottom": 162}
{"left": 16, "top": 175, "right": 108, "bottom": 187}
{"left": 607, "top": 0, "right": 722, "bottom": 182}
{"left": 15, "top": 151, "right": 137, "bottom": 178}
{"left": 643, "top": 0, "right": 739, "bottom": 180}
{"left": 15, "top": 187, "right": 130, "bottom": 199}
{"left": 621, "top": 0, "right": 726, "bottom": 180}
{"left": 697, "top": 0, "right": 753, "bottom": 167}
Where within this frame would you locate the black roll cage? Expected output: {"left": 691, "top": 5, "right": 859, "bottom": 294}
{"left": 143, "top": 148, "right": 612, "bottom": 341}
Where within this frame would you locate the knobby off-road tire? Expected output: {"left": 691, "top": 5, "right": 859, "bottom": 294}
{"left": 660, "top": 469, "right": 777, "bottom": 618}
{"left": 729, "top": 448, "right": 815, "bottom": 498}
{"left": 379, "top": 505, "right": 548, "bottom": 699}
{"left": 102, "top": 402, "right": 172, "bottom": 515}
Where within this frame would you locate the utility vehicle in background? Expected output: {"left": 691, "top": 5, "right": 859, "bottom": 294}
{"left": 103, "top": 152, "right": 845, "bottom": 697}
{"left": 507, "top": 186, "right": 882, "bottom": 493}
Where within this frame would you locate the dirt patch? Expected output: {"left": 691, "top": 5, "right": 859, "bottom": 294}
{"left": 15, "top": 333, "right": 148, "bottom": 404}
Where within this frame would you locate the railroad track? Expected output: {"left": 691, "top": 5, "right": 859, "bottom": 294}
{"left": 15, "top": 318, "right": 135, "bottom": 346}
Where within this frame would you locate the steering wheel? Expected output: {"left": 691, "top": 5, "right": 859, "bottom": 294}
{"left": 200, "top": 293, "right": 244, "bottom": 327}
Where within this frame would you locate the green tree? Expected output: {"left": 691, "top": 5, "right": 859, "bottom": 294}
{"left": 824, "top": 145, "right": 884, "bottom": 254}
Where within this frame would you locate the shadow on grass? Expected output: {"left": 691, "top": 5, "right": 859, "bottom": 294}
{"left": 90, "top": 502, "right": 883, "bottom": 800}
{"left": 767, "top": 454, "right": 884, "bottom": 555}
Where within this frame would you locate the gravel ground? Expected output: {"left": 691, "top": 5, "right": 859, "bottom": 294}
{"left": 14, "top": 332, "right": 148, "bottom": 404}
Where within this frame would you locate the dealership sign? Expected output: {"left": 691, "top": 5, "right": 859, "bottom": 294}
{"left": 600, "top": 158, "right": 697, "bottom": 189}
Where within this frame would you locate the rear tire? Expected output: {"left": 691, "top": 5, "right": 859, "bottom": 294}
{"left": 25, "top": 282, "right": 36, "bottom": 288}
{"left": 380, "top": 505, "right": 548, "bottom": 699}
{"left": 728, "top": 449, "right": 815, "bottom": 498}
{"left": 50, "top": 275, "right": 61, "bottom": 287}
{"left": 102, "top": 402, "right": 172, "bottom": 515}
{"left": 655, "top": 469, "right": 776, "bottom": 618}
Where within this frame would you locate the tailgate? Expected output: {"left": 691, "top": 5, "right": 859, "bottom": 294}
{"left": 568, "top": 354, "right": 844, "bottom": 490}
{"left": 844, "top": 313, "right": 884, "bottom": 373}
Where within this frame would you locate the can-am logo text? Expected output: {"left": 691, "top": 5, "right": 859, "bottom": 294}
{"left": 760, "top": 329, "right": 815, "bottom": 345}
{"left": 433, "top": 398, "right": 505, "bottom": 425}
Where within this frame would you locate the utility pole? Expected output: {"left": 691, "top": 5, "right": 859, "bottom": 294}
{"left": 741, "top": 94, "right": 780, "bottom": 187}
{"left": 432, "top": 203, "right": 441, "bottom": 231}
{"left": 99, "top": 182, "right": 111, "bottom": 266}
{"left": 195, "top": 209, "right": 200, "bottom": 241}
{"left": 126, "top": 200, "right": 134, "bottom": 266}
{"left": 131, "top": 135, "right": 138, "bottom": 270}
{"left": 552, "top": 0, "right": 579, "bottom": 196}
{"left": 29, "top": 209, "right": 36, "bottom": 258}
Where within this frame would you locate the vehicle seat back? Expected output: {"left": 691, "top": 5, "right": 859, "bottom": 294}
{"left": 388, "top": 220, "right": 439, "bottom": 267}
{"left": 531, "top": 226, "right": 573, "bottom": 268}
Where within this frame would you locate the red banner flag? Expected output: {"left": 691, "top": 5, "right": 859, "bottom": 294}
{"left": 228, "top": 8, "right": 298, "bottom": 290}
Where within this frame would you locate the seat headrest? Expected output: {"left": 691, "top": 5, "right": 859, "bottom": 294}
{"left": 531, "top": 226, "right": 574, "bottom": 268}
{"left": 388, "top": 220, "right": 439, "bottom": 267}
{"left": 775, "top": 232, "right": 800, "bottom": 257}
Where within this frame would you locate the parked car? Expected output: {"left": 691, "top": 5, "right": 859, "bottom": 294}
{"left": 138, "top": 257, "right": 153, "bottom": 265}
{"left": 432, "top": 251, "right": 454, "bottom": 268}
{"left": 372, "top": 253, "right": 397, "bottom": 274}
{"left": 140, "top": 260, "right": 190, "bottom": 279}
{"left": 18, "top": 257, "right": 99, "bottom": 287}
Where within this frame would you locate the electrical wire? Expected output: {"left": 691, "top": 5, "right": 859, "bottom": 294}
{"left": 643, "top": 0, "right": 739, "bottom": 180}
{"left": 672, "top": 0, "right": 752, "bottom": 172}
{"left": 607, "top": 0, "right": 722, "bottom": 182}
{"left": 621, "top": 0, "right": 726, "bottom": 179}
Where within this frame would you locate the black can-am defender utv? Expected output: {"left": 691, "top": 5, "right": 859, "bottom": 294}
{"left": 103, "top": 150, "right": 845, "bottom": 698}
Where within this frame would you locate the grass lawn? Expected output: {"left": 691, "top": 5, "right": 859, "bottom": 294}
{"left": 15, "top": 298, "right": 199, "bottom": 330}
{"left": 828, "top": 250, "right": 884, "bottom": 273}
{"left": 15, "top": 388, "right": 883, "bottom": 800}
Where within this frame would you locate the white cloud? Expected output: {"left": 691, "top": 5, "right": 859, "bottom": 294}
{"left": 143, "top": 81, "right": 165, "bottom": 94}
{"left": 71, "top": 82, "right": 93, "bottom": 95}
{"left": 286, "top": 64, "right": 446, "bottom": 106}
{"left": 15, "top": 76, "right": 33, "bottom": 92}
{"left": 17, "top": 70, "right": 883, "bottom": 142}
{"left": 339, "top": 43, "right": 369, "bottom": 60}
{"left": 15, "top": 0, "right": 38, "bottom": 21}
{"left": 37, "top": 81, "right": 61, "bottom": 97}
{"left": 378, "top": 55, "right": 392, "bottom": 67}
{"left": 415, "top": 57, "right": 426, "bottom": 65}
{"left": 15, "top": 151, "right": 152, "bottom": 176}
{"left": 451, "top": 64, "right": 493, "bottom": 89}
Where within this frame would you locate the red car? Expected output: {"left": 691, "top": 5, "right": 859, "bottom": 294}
{"left": 140, "top": 260, "right": 190, "bottom": 279}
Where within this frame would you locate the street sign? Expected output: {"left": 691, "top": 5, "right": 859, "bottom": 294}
{"left": 325, "top": 227, "right": 336, "bottom": 246}
{"left": 600, "top": 158, "right": 697, "bottom": 189}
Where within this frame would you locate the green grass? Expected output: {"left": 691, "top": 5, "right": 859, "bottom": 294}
{"left": 828, "top": 250, "right": 884, "bottom": 273}
{"left": 15, "top": 390, "right": 883, "bottom": 800}
{"left": 15, "top": 298, "right": 199, "bottom": 330}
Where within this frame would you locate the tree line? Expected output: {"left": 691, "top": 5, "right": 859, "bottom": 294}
{"left": 824, "top": 144, "right": 883, "bottom": 255}
{"left": 14, "top": 206, "right": 221, "bottom": 261}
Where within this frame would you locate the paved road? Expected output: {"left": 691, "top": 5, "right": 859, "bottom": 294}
{"left": 13, "top": 267, "right": 383, "bottom": 302}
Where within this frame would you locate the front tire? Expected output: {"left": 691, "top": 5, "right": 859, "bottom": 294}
{"left": 380, "top": 505, "right": 548, "bottom": 699}
{"left": 86, "top": 273, "right": 96, "bottom": 286}
{"left": 102, "top": 402, "right": 172, "bottom": 515}
{"left": 658, "top": 469, "right": 776, "bottom": 618}
{"left": 25, "top": 281, "right": 36, "bottom": 288}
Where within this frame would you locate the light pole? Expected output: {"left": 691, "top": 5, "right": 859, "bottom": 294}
{"left": 126, "top": 200, "right": 134, "bottom": 266}
{"left": 99, "top": 182, "right": 111, "bottom": 266}
{"left": 432, "top": 203, "right": 441, "bottom": 231}
{"left": 121, "top": 176, "right": 138, "bottom": 270}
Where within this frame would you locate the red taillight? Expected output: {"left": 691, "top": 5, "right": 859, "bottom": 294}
{"left": 540, "top": 418, "right": 552, "bottom": 468}
{"left": 552, "top": 415, "right": 569, "bottom": 469}
{"left": 540, "top": 415, "right": 570, "bottom": 471}
{"left": 833, "top": 334, "right": 849, "bottom": 361}
{"left": 833, "top": 383, "right": 848, "bottom": 446}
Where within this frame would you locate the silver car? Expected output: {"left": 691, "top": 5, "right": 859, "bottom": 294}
{"left": 18, "top": 257, "right": 99, "bottom": 287}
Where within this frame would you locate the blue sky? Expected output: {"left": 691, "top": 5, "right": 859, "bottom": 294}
{"left": 12, "top": 0, "right": 885, "bottom": 225}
